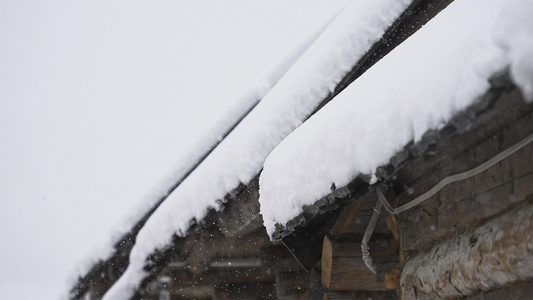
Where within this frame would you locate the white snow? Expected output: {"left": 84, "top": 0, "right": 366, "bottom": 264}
{"left": 103, "top": 0, "right": 414, "bottom": 298}
{"left": 0, "top": 0, "right": 348, "bottom": 298}
{"left": 493, "top": 0, "right": 533, "bottom": 101}
{"left": 67, "top": 0, "right": 344, "bottom": 285}
{"left": 259, "top": 0, "right": 533, "bottom": 238}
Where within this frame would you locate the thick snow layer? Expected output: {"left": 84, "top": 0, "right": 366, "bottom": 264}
{"left": 68, "top": 0, "right": 344, "bottom": 286}
{"left": 103, "top": 0, "right": 413, "bottom": 298}
{"left": 0, "top": 1, "right": 348, "bottom": 298}
{"left": 493, "top": 0, "right": 533, "bottom": 101}
{"left": 259, "top": 0, "right": 533, "bottom": 238}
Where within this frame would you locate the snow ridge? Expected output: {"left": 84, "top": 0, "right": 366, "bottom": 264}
{"left": 102, "top": 0, "right": 413, "bottom": 297}
{"left": 259, "top": 0, "right": 533, "bottom": 238}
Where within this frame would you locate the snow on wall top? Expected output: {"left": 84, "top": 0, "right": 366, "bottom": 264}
{"left": 259, "top": 0, "right": 533, "bottom": 238}
{"left": 102, "top": 0, "right": 413, "bottom": 297}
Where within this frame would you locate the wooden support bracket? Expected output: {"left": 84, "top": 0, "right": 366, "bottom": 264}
{"left": 321, "top": 234, "right": 398, "bottom": 291}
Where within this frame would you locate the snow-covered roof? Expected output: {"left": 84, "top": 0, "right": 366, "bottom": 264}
{"left": 259, "top": 0, "right": 533, "bottom": 238}
{"left": 100, "top": 0, "right": 415, "bottom": 297}
{"left": 9, "top": 0, "right": 532, "bottom": 297}
{"left": 0, "top": 1, "right": 349, "bottom": 298}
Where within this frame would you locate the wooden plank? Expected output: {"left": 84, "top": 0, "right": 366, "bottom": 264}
{"left": 187, "top": 227, "right": 269, "bottom": 276}
{"left": 323, "top": 290, "right": 352, "bottom": 300}
{"left": 209, "top": 257, "right": 261, "bottom": 268}
{"left": 164, "top": 267, "right": 277, "bottom": 286}
{"left": 323, "top": 290, "right": 397, "bottom": 300}
{"left": 214, "top": 282, "right": 276, "bottom": 300}
{"left": 169, "top": 285, "right": 214, "bottom": 299}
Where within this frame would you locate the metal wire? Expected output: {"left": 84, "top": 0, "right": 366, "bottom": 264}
{"left": 377, "top": 132, "right": 533, "bottom": 214}
{"left": 360, "top": 132, "right": 533, "bottom": 274}
{"left": 361, "top": 199, "right": 383, "bottom": 274}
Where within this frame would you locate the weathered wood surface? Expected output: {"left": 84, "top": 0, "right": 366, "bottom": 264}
{"left": 149, "top": 229, "right": 311, "bottom": 299}
{"left": 214, "top": 282, "right": 277, "bottom": 300}
{"left": 323, "top": 290, "right": 397, "bottom": 300}
{"left": 331, "top": 196, "right": 367, "bottom": 234}
{"left": 468, "top": 280, "right": 533, "bottom": 299}
{"left": 322, "top": 235, "right": 397, "bottom": 291}
{"left": 217, "top": 184, "right": 263, "bottom": 238}
{"left": 401, "top": 200, "right": 533, "bottom": 299}
{"left": 323, "top": 257, "right": 389, "bottom": 291}
{"left": 162, "top": 267, "right": 276, "bottom": 286}
{"left": 276, "top": 270, "right": 312, "bottom": 299}
{"left": 399, "top": 102, "right": 533, "bottom": 251}
{"left": 394, "top": 86, "right": 528, "bottom": 193}
{"left": 261, "top": 244, "right": 304, "bottom": 272}
{"left": 323, "top": 235, "right": 397, "bottom": 258}
{"left": 331, "top": 193, "right": 391, "bottom": 235}
{"left": 384, "top": 268, "right": 401, "bottom": 290}
{"left": 168, "top": 284, "right": 214, "bottom": 300}
{"left": 187, "top": 228, "right": 268, "bottom": 276}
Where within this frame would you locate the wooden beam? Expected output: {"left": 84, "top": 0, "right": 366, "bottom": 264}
{"left": 163, "top": 267, "right": 277, "bottom": 286}
{"left": 401, "top": 201, "right": 533, "bottom": 299}
{"left": 321, "top": 235, "right": 397, "bottom": 291}
{"left": 331, "top": 197, "right": 366, "bottom": 234}
{"left": 209, "top": 257, "right": 262, "bottom": 268}
{"left": 214, "top": 282, "right": 277, "bottom": 300}
{"left": 331, "top": 193, "right": 392, "bottom": 235}
{"left": 187, "top": 227, "right": 268, "bottom": 276}
{"left": 323, "top": 290, "right": 398, "bottom": 299}
{"left": 169, "top": 285, "right": 214, "bottom": 299}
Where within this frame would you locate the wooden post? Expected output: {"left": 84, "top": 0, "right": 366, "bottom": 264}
{"left": 321, "top": 235, "right": 397, "bottom": 290}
